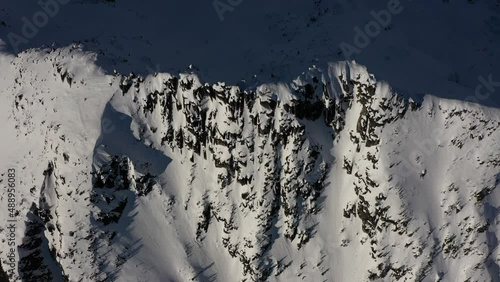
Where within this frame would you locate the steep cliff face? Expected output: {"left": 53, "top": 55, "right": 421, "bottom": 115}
{"left": 0, "top": 48, "right": 499, "bottom": 281}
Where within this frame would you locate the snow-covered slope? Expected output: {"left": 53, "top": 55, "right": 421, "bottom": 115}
{"left": 0, "top": 1, "right": 499, "bottom": 282}
{"left": 0, "top": 46, "right": 498, "bottom": 281}
{"left": 0, "top": 0, "right": 499, "bottom": 106}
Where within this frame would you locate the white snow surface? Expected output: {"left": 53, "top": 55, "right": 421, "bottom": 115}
{"left": 0, "top": 1, "right": 499, "bottom": 282}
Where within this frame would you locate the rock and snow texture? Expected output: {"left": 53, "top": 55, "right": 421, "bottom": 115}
{"left": 0, "top": 46, "right": 498, "bottom": 282}
{"left": 0, "top": 1, "right": 499, "bottom": 281}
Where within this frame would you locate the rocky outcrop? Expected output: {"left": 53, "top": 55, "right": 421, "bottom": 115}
{"left": 103, "top": 62, "right": 422, "bottom": 280}
{"left": 18, "top": 203, "right": 65, "bottom": 282}
{"left": 89, "top": 156, "right": 158, "bottom": 281}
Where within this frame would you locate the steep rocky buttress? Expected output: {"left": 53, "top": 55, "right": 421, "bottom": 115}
{"left": 1, "top": 49, "right": 499, "bottom": 281}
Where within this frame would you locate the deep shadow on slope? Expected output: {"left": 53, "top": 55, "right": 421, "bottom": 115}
{"left": 89, "top": 101, "right": 170, "bottom": 280}
{"left": 94, "top": 101, "right": 171, "bottom": 176}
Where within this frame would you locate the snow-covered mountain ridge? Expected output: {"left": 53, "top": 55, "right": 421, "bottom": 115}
{"left": 0, "top": 46, "right": 498, "bottom": 281}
